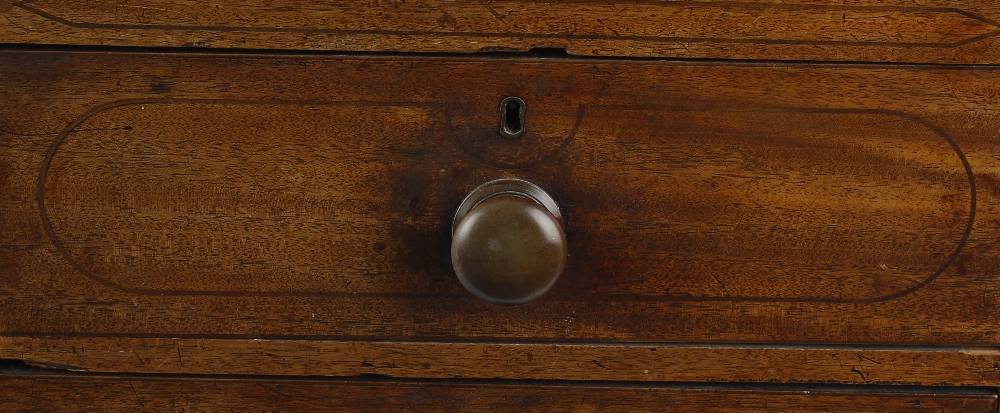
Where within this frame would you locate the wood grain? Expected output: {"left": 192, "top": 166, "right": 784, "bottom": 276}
{"left": 3, "top": 1, "right": 1000, "bottom": 63}
{"left": 5, "top": 337, "right": 1000, "bottom": 386}
{"left": 0, "top": 373, "right": 995, "bottom": 412}
{"left": 2, "top": 51, "right": 1000, "bottom": 356}
{"left": 35, "top": 102, "right": 969, "bottom": 300}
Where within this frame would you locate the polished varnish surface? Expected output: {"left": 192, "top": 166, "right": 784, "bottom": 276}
{"left": 1, "top": 51, "right": 999, "bottom": 354}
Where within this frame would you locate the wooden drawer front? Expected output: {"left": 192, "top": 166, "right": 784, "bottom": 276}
{"left": 2, "top": 51, "right": 1000, "bottom": 346}
{"left": 0, "top": 374, "right": 995, "bottom": 413}
{"left": 2, "top": 1, "right": 1000, "bottom": 64}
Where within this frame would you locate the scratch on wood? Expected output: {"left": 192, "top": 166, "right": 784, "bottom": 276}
{"left": 475, "top": 0, "right": 507, "bottom": 25}
{"left": 128, "top": 381, "right": 145, "bottom": 408}
{"left": 118, "top": 4, "right": 168, "bottom": 12}
{"left": 850, "top": 366, "right": 868, "bottom": 381}
{"left": 256, "top": 383, "right": 292, "bottom": 400}
{"left": 595, "top": 18, "right": 621, "bottom": 36}
{"left": 857, "top": 354, "right": 882, "bottom": 364}
{"left": 590, "top": 360, "right": 611, "bottom": 369}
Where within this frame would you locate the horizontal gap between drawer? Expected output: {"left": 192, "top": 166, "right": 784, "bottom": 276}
{"left": 0, "top": 358, "right": 995, "bottom": 396}
{"left": 2, "top": 333, "right": 995, "bottom": 351}
{"left": 5, "top": 42, "right": 1000, "bottom": 69}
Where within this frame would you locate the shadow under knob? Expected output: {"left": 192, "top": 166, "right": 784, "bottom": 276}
{"left": 451, "top": 179, "right": 567, "bottom": 305}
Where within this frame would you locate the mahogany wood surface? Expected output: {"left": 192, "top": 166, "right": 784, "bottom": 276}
{"left": 3, "top": 1, "right": 1000, "bottom": 63}
{"left": 0, "top": 373, "right": 995, "bottom": 412}
{"left": 6, "top": 337, "right": 1000, "bottom": 386}
{"left": 3, "top": 50, "right": 1000, "bottom": 382}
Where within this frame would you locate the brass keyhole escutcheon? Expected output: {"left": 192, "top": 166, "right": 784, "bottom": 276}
{"left": 451, "top": 179, "right": 567, "bottom": 305}
{"left": 499, "top": 96, "right": 526, "bottom": 139}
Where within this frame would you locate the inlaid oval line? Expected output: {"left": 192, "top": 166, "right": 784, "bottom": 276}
{"left": 565, "top": 106, "right": 976, "bottom": 303}
{"left": 37, "top": 100, "right": 976, "bottom": 303}
{"left": 37, "top": 98, "right": 461, "bottom": 299}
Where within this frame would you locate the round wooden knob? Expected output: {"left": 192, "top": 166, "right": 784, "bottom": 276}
{"left": 451, "top": 179, "right": 567, "bottom": 305}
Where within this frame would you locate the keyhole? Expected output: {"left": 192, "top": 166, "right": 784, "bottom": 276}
{"left": 500, "top": 97, "right": 526, "bottom": 139}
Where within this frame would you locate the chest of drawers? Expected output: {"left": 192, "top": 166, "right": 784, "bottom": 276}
{"left": 3, "top": 1, "right": 1000, "bottom": 411}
